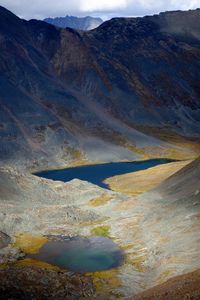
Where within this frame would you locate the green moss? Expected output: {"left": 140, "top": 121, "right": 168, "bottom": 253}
{"left": 91, "top": 226, "right": 110, "bottom": 237}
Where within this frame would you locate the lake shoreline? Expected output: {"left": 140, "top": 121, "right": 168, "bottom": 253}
{"left": 35, "top": 158, "right": 176, "bottom": 189}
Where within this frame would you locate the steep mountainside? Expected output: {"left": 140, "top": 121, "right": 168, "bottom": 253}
{"left": 44, "top": 15, "right": 103, "bottom": 30}
{"left": 157, "top": 156, "right": 200, "bottom": 199}
{"left": 0, "top": 6, "right": 200, "bottom": 169}
{"left": 131, "top": 156, "right": 200, "bottom": 299}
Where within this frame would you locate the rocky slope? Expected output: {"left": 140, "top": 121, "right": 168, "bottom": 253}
{"left": 0, "top": 6, "right": 199, "bottom": 169}
{"left": 105, "top": 160, "right": 191, "bottom": 195}
{"left": 0, "top": 264, "right": 94, "bottom": 299}
{"left": 44, "top": 15, "right": 103, "bottom": 30}
{"left": 0, "top": 157, "right": 199, "bottom": 299}
{"left": 157, "top": 155, "right": 200, "bottom": 199}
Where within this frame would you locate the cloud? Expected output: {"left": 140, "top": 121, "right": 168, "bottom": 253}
{"left": 80, "top": 0, "right": 127, "bottom": 12}
{"left": 0, "top": 0, "right": 199, "bottom": 19}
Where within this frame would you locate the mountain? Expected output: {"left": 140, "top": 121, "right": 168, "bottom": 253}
{"left": 0, "top": 6, "right": 200, "bottom": 169}
{"left": 44, "top": 15, "right": 103, "bottom": 30}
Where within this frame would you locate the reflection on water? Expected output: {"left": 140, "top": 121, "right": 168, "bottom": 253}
{"left": 30, "top": 236, "right": 125, "bottom": 273}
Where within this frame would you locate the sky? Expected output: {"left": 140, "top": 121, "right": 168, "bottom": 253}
{"left": 0, "top": 0, "right": 200, "bottom": 20}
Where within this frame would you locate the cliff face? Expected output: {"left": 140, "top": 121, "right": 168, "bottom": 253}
{"left": 0, "top": 6, "right": 199, "bottom": 168}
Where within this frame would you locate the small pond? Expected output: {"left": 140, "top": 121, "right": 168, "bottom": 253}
{"left": 35, "top": 159, "right": 174, "bottom": 189}
{"left": 29, "top": 236, "right": 125, "bottom": 273}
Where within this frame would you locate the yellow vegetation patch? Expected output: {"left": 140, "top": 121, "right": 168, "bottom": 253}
{"left": 67, "top": 159, "right": 103, "bottom": 168}
{"left": 62, "top": 146, "right": 103, "bottom": 168}
{"left": 126, "top": 144, "right": 151, "bottom": 160}
{"left": 64, "top": 146, "right": 83, "bottom": 160}
{"left": 125, "top": 244, "right": 148, "bottom": 273}
{"left": 14, "top": 233, "right": 48, "bottom": 254}
{"left": 120, "top": 244, "right": 134, "bottom": 251}
{"left": 126, "top": 254, "right": 147, "bottom": 273}
{"left": 164, "top": 148, "right": 198, "bottom": 160}
{"left": 157, "top": 269, "right": 176, "bottom": 285}
{"left": 87, "top": 269, "right": 122, "bottom": 296}
{"left": 0, "top": 263, "right": 8, "bottom": 270}
{"left": 80, "top": 218, "right": 109, "bottom": 227}
{"left": 105, "top": 160, "right": 191, "bottom": 196}
{"left": 14, "top": 258, "right": 60, "bottom": 271}
{"left": 133, "top": 126, "right": 200, "bottom": 159}
{"left": 89, "top": 193, "right": 112, "bottom": 207}
{"left": 113, "top": 198, "right": 139, "bottom": 212}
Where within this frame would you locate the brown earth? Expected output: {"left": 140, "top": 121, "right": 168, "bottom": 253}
{"left": 0, "top": 264, "right": 94, "bottom": 300}
{"left": 131, "top": 269, "right": 200, "bottom": 300}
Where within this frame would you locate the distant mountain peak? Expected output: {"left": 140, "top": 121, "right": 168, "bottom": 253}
{"left": 44, "top": 15, "right": 103, "bottom": 30}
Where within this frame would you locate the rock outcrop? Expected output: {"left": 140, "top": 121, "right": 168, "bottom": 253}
{"left": 0, "top": 231, "right": 11, "bottom": 249}
{"left": 0, "top": 265, "right": 94, "bottom": 299}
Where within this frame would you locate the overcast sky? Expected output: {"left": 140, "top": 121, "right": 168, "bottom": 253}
{"left": 0, "top": 0, "right": 200, "bottom": 20}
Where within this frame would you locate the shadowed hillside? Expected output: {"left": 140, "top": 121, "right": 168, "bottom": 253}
{"left": 0, "top": 6, "right": 199, "bottom": 169}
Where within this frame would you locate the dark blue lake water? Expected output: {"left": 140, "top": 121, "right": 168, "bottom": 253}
{"left": 30, "top": 236, "right": 124, "bottom": 273}
{"left": 35, "top": 159, "right": 173, "bottom": 189}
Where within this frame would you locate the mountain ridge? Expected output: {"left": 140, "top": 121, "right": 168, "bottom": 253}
{"left": 44, "top": 15, "right": 103, "bottom": 30}
{"left": 0, "top": 6, "right": 199, "bottom": 169}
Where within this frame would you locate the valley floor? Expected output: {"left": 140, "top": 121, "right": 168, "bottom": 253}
{"left": 0, "top": 158, "right": 200, "bottom": 299}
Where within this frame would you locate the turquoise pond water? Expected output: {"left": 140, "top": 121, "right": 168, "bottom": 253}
{"left": 29, "top": 236, "right": 124, "bottom": 273}
{"left": 35, "top": 159, "right": 174, "bottom": 189}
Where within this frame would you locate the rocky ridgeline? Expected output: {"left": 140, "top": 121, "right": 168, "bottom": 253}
{"left": 0, "top": 6, "right": 199, "bottom": 167}
{"left": 44, "top": 15, "right": 103, "bottom": 30}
